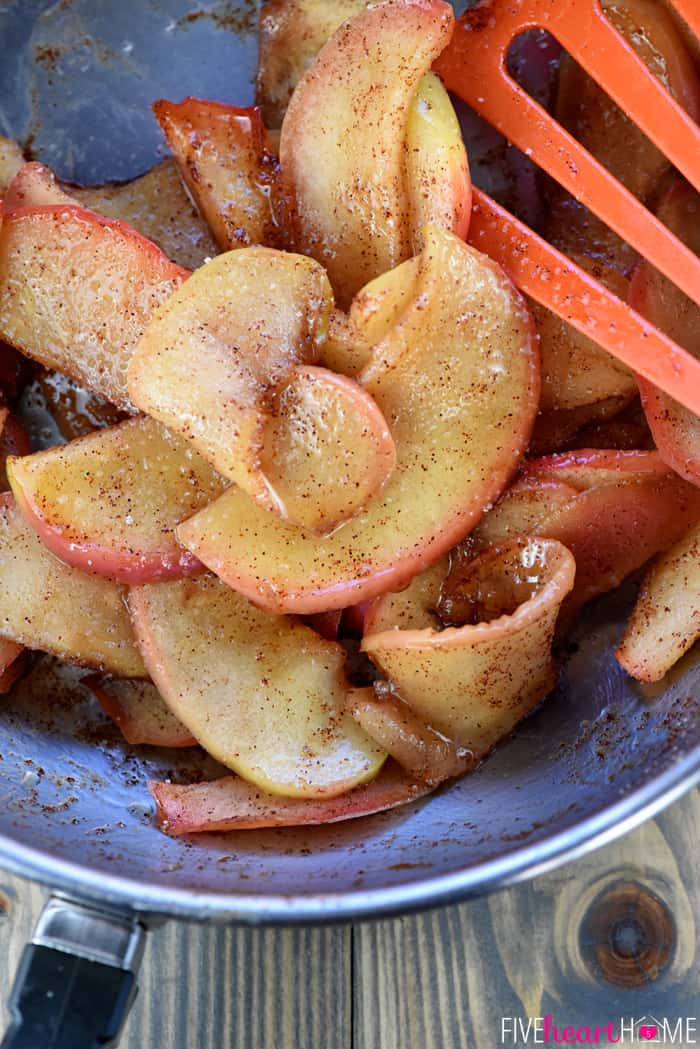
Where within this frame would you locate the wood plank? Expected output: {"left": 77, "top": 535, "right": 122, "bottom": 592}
{"left": 0, "top": 878, "right": 352, "bottom": 1049}
{"left": 353, "top": 786, "right": 700, "bottom": 1049}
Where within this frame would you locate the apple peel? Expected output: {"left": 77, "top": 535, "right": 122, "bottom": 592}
{"left": 149, "top": 760, "right": 431, "bottom": 835}
{"left": 84, "top": 676, "right": 197, "bottom": 748}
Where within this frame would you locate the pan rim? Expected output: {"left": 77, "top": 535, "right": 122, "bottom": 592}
{"left": 0, "top": 747, "right": 697, "bottom": 924}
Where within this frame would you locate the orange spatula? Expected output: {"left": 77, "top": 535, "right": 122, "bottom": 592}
{"left": 434, "top": 0, "right": 700, "bottom": 417}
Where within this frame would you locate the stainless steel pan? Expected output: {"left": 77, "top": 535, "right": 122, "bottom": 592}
{"left": 0, "top": 2, "right": 698, "bottom": 1046}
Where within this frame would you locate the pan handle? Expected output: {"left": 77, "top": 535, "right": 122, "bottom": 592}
{"left": 0, "top": 896, "right": 145, "bottom": 1049}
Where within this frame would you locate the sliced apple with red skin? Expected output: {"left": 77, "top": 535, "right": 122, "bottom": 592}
{"left": 153, "top": 98, "right": 280, "bottom": 251}
{"left": 0, "top": 493, "right": 144, "bottom": 676}
{"left": 469, "top": 450, "right": 700, "bottom": 616}
{"left": 0, "top": 647, "right": 27, "bottom": 694}
{"left": 630, "top": 181, "right": 700, "bottom": 487}
{"left": 128, "top": 247, "right": 331, "bottom": 500}
{"left": 3, "top": 162, "right": 75, "bottom": 210}
{"left": 8, "top": 416, "right": 226, "bottom": 584}
{"left": 177, "top": 224, "right": 539, "bottom": 614}
{"left": 261, "top": 365, "right": 396, "bottom": 535}
{"left": 84, "top": 676, "right": 196, "bottom": 747}
{"left": 280, "top": 0, "right": 454, "bottom": 307}
{"left": 150, "top": 760, "right": 430, "bottom": 835}
{"left": 0, "top": 205, "right": 188, "bottom": 411}
{"left": 616, "top": 520, "right": 700, "bottom": 682}
{"left": 362, "top": 538, "right": 575, "bottom": 758}
{"left": 347, "top": 685, "right": 471, "bottom": 785}
{"left": 529, "top": 397, "right": 630, "bottom": 456}
{"left": 405, "top": 70, "right": 471, "bottom": 252}
{"left": 256, "top": 0, "right": 368, "bottom": 127}
{"left": 128, "top": 574, "right": 385, "bottom": 798}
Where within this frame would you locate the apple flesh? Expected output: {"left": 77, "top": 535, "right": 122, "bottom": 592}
{"left": 616, "top": 520, "right": 700, "bottom": 682}
{"left": 153, "top": 98, "right": 279, "bottom": 251}
{"left": 0, "top": 493, "right": 145, "bottom": 676}
{"left": 261, "top": 365, "right": 396, "bottom": 535}
{"left": 280, "top": 0, "right": 454, "bottom": 307}
{"left": 128, "top": 247, "right": 332, "bottom": 500}
{"left": 128, "top": 574, "right": 386, "bottom": 799}
{"left": 256, "top": 0, "right": 368, "bottom": 127}
{"left": 629, "top": 181, "right": 700, "bottom": 487}
{"left": 8, "top": 416, "right": 226, "bottom": 584}
{"left": 177, "top": 225, "right": 539, "bottom": 614}
{"left": 362, "top": 538, "right": 575, "bottom": 758}
{"left": 0, "top": 136, "right": 23, "bottom": 193}
{"left": 84, "top": 676, "right": 196, "bottom": 747}
{"left": 0, "top": 205, "right": 188, "bottom": 411}
{"left": 0, "top": 645, "right": 26, "bottom": 694}
{"left": 150, "top": 760, "right": 430, "bottom": 835}
{"left": 347, "top": 685, "right": 471, "bottom": 785}
{"left": 0, "top": 406, "right": 30, "bottom": 489}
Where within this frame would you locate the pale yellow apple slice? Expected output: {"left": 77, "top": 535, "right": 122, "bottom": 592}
{"left": 362, "top": 538, "right": 576, "bottom": 757}
{"left": 347, "top": 686, "right": 471, "bottom": 785}
{"left": 149, "top": 760, "right": 430, "bottom": 835}
{"left": 0, "top": 493, "right": 144, "bottom": 676}
{"left": 0, "top": 205, "right": 188, "bottom": 411}
{"left": 405, "top": 70, "right": 471, "bottom": 252}
{"left": 616, "top": 521, "right": 700, "bottom": 682}
{"left": 256, "top": 0, "right": 368, "bottom": 127}
{"left": 8, "top": 416, "right": 227, "bottom": 584}
{"left": 177, "top": 224, "right": 539, "bottom": 614}
{"left": 153, "top": 98, "right": 279, "bottom": 251}
{"left": 280, "top": 0, "right": 454, "bottom": 307}
{"left": 128, "top": 574, "right": 386, "bottom": 798}
{"left": 260, "top": 365, "right": 396, "bottom": 534}
{"left": 127, "top": 247, "right": 332, "bottom": 501}
{"left": 84, "top": 676, "right": 196, "bottom": 747}
{"left": 0, "top": 136, "right": 23, "bottom": 193}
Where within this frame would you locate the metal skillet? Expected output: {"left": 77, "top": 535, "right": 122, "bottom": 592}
{"left": 0, "top": 1, "right": 698, "bottom": 1045}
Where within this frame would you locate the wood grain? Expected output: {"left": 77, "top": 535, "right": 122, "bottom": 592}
{"left": 0, "top": 788, "right": 697, "bottom": 1048}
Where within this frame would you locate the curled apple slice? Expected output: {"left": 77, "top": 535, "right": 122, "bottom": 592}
{"left": 261, "top": 365, "right": 396, "bottom": 534}
{"left": 8, "top": 416, "right": 226, "bottom": 584}
{"left": 630, "top": 181, "right": 700, "bottom": 486}
{"left": 128, "top": 574, "right": 386, "bottom": 799}
{"left": 471, "top": 450, "right": 700, "bottom": 616}
{"left": 153, "top": 98, "right": 279, "bottom": 251}
{"left": 0, "top": 205, "right": 188, "bottom": 411}
{"left": 616, "top": 520, "right": 700, "bottom": 682}
{"left": 150, "top": 761, "right": 430, "bottom": 835}
{"left": 362, "top": 538, "right": 575, "bottom": 757}
{"left": 256, "top": 0, "right": 367, "bottom": 127}
{"left": 127, "top": 247, "right": 332, "bottom": 500}
{"left": 280, "top": 0, "right": 455, "bottom": 306}
{"left": 347, "top": 686, "right": 471, "bottom": 785}
{"left": 84, "top": 676, "right": 196, "bottom": 748}
{"left": 0, "top": 493, "right": 144, "bottom": 676}
{"left": 177, "top": 225, "right": 538, "bottom": 613}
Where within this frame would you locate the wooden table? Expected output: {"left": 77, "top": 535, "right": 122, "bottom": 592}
{"left": 0, "top": 788, "right": 697, "bottom": 1048}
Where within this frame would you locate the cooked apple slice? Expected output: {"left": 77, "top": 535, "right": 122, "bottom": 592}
{"left": 84, "top": 676, "right": 196, "bottom": 747}
{"left": 128, "top": 247, "right": 331, "bottom": 500}
{"left": 280, "top": 0, "right": 454, "bottom": 307}
{"left": 347, "top": 686, "right": 471, "bottom": 785}
{"left": 405, "top": 71, "right": 471, "bottom": 251}
{"left": 150, "top": 760, "right": 430, "bottom": 835}
{"left": 153, "top": 98, "right": 279, "bottom": 251}
{"left": 530, "top": 397, "right": 630, "bottom": 456}
{"left": 630, "top": 181, "right": 700, "bottom": 486}
{"left": 178, "top": 225, "right": 539, "bottom": 614}
{"left": 256, "top": 0, "right": 368, "bottom": 127}
{"left": 0, "top": 205, "right": 188, "bottom": 411}
{"left": 128, "top": 574, "right": 385, "bottom": 798}
{"left": 71, "top": 159, "right": 217, "bottom": 270}
{"left": 260, "top": 365, "right": 396, "bottom": 534}
{"left": 616, "top": 520, "right": 700, "bottom": 682}
{"left": 469, "top": 450, "right": 700, "bottom": 616}
{"left": 0, "top": 493, "right": 144, "bottom": 675}
{"left": 0, "top": 137, "right": 23, "bottom": 194}
{"left": 8, "top": 416, "right": 226, "bottom": 584}
{"left": 0, "top": 646, "right": 27, "bottom": 694}
{"left": 362, "top": 538, "right": 575, "bottom": 757}
{"left": 3, "top": 162, "right": 75, "bottom": 210}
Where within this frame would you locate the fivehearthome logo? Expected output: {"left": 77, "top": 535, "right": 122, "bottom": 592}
{"left": 500, "top": 1015, "right": 698, "bottom": 1044}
